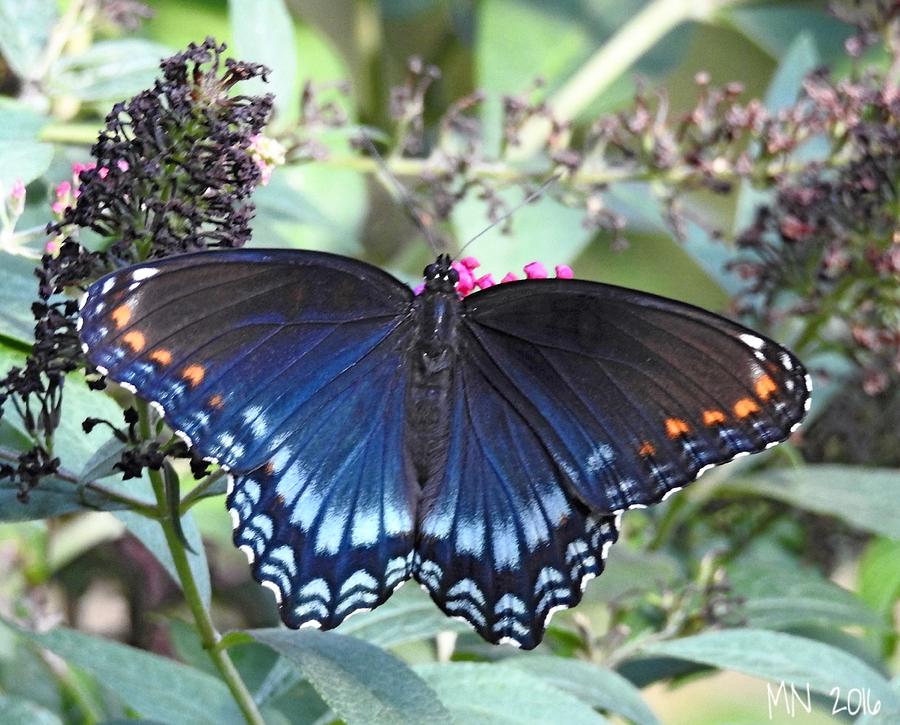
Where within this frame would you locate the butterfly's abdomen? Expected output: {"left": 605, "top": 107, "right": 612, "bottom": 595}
{"left": 406, "top": 290, "right": 461, "bottom": 485}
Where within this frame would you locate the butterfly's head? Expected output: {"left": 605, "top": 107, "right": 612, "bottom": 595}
{"left": 423, "top": 254, "right": 459, "bottom": 293}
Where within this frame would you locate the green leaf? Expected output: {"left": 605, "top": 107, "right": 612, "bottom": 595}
{"left": 724, "top": 466, "right": 900, "bottom": 539}
{"left": 0, "top": 0, "right": 56, "bottom": 80}
{"left": 47, "top": 40, "right": 171, "bottom": 102}
{"left": 0, "top": 695, "right": 62, "bottom": 725}
{"left": 335, "top": 583, "right": 466, "bottom": 648}
{"left": 858, "top": 538, "right": 900, "bottom": 620}
{"left": 639, "top": 630, "right": 900, "bottom": 709}
{"left": 451, "top": 188, "right": 590, "bottom": 276}
{"left": 733, "top": 33, "right": 822, "bottom": 236}
{"left": 228, "top": 0, "right": 298, "bottom": 125}
{"left": 77, "top": 435, "right": 128, "bottom": 484}
{"left": 114, "top": 509, "right": 211, "bottom": 608}
{"left": 722, "top": 4, "right": 848, "bottom": 61}
{"left": 0, "top": 141, "right": 53, "bottom": 190}
{"left": 11, "top": 623, "right": 244, "bottom": 724}
{"left": 0, "top": 476, "right": 133, "bottom": 521}
{"left": 250, "top": 164, "right": 366, "bottom": 254}
{"left": 0, "top": 252, "right": 39, "bottom": 346}
{"left": 0, "top": 102, "right": 49, "bottom": 141}
{"left": 415, "top": 662, "right": 609, "bottom": 724}
{"left": 506, "top": 655, "right": 659, "bottom": 725}
{"left": 247, "top": 628, "right": 450, "bottom": 725}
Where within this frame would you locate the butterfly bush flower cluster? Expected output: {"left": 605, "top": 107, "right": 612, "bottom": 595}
{"left": 0, "top": 39, "right": 273, "bottom": 498}
{"left": 412, "top": 257, "right": 575, "bottom": 296}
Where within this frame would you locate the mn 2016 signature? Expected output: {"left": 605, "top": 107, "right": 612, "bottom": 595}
{"left": 767, "top": 681, "right": 882, "bottom": 719}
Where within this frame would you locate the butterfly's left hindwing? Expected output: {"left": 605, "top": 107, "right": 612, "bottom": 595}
{"left": 79, "top": 250, "right": 418, "bottom": 628}
{"left": 463, "top": 280, "right": 810, "bottom": 514}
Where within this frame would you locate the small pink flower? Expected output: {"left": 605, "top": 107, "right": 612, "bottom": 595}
{"left": 98, "top": 166, "right": 109, "bottom": 179}
{"left": 44, "top": 238, "right": 62, "bottom": 257}
{"left": 459, "top": 256, "right": 480, "bottom": 270}
{"left": 452, "top": 261, "right": 476, "bottom": 295}
{"left": 475, "top": 273, "right": 495, "bottom": 289}
{"left": 413, "top": 282, "right": 425, "bottom": 296}
{"left": 555, "top": 264, "right": 574, "bottom": 279}
{"left": 10, "top": 179, "right": 25, "bottom": 200}
{"left": 116, "top": 159, "right": 129, "bottom": 172}
{"left": 501, "top": 272, "right": 519, "bottom": 283}
{"left": 523, "top": 261, "right": 548, "bottom": 279}
{"left": 55, "top": 181, "right": 71, "bottom": 197}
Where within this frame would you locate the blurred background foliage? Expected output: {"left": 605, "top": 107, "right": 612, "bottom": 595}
{"left": 0, "top": 1, "right": 898, "bottom": 724}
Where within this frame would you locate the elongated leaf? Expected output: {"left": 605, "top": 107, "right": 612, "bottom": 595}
{"left": 415, "top": 662, "right": 608, "bottom": 724}
{"left": 0, "top": 0, "right": 56, "bottom": 80}
{"left": 0, "top": 141, "right": 53, "bottom": 190}
{"left": 228, "top": 0, "right": 298, "bottom": 124}
{"left": 0, "top": 695, "right": 62, "bottom": 725}
{"left": 0, "top": 253, "right": 39, "bottom": 350}
{"left": 0, "top": 476, "right": 132, "bottom": 521}
{"left": 115, "top": 509, "right": 211, "bottom": 608}
{"left": 248, "top": 628, "right": 450, "bottom": 725}
{"left": 335, "top": 583, "right": 465, "bottom": 648}
{"left": 639, "top": 630, "right": 899, "bottom": 709}
{"left": 724, "top": 466, "right": 900, "bottom": 539}
{"left": 78, "top": 435, "right": 128, "bottom": 484}
{"left": 47, "top": 40, "right": 171, "bottom": 102}
{"left": 451, "top": 188, "right": 590, "bottom": 276}
{"left": 507, "top": 656, "right": 659, "bottom": 725}
{"left": 858, "top": 539, "right": 900, "bottom": 620}
{"left": 11, "top": 623, "right": 243, "bottom": 724}
{"left": 0, "top": 102, "right": 49, "bottom": 141}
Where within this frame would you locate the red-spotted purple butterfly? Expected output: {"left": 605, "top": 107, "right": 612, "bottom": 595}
{"left": 77, "top": 249, "right": 810, "bottom": 648}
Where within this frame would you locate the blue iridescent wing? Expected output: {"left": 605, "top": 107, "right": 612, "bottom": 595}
{"left": 79, "top": 249, "right": 418, "bottom": 628}
{"left": 462, "top": 280, "right": 811, "bottom": 513}
{"left": 414, "top": 342, "right": 619, "bottom": 649}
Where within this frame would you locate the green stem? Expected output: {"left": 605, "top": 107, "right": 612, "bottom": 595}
{"left": 511, "top": 0, "right": 729, "bottom": 159}
{"left": 135, "top": 401, "right": 264, "bottom": 725}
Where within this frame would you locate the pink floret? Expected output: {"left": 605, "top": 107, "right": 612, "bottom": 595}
{"left": 555, "top": 264, "right": 574, "bottom": 279}
{"left": 523, "top": 261, "right": 548, "bottom": 279}
{"left": 413, "top": 283, "right": 425, "bottom": 296}
{"left": 500, "top": 272, "right": 519, "bottom": 283}
{"left": 459, "top": 256, "right": 481, "bottom": 270}
{"left": 475, "top": 273, "right": 495, "bottom": 289}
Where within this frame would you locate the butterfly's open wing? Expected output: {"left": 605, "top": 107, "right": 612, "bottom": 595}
{"left": 462, "top": 280, "right": 810, "bottom": 513}
{"left": 79, "top": 249, "right": 419, "bottom": 629}
{"left": 414, "top": 350, "right": 619, "bottom": 649}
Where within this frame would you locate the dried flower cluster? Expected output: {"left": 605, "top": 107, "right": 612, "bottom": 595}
{"left": 1, "top": 39, "right": 272, "bottom": 498}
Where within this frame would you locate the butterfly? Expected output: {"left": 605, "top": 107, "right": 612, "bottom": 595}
{"left": 77, "top": 249, "right": 810, "bottom": 648}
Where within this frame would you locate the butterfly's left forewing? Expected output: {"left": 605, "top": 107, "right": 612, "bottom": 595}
{"left": 462, "top": 280, "right": 810, "bottom": 514}
{"left": 79, "top": 250, "right": 419, "bottom": 628}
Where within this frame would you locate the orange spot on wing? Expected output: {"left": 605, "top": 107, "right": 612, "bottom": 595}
{"left": 638, "top": 441, "right": 656, "bottom": 457}
{"left": 755, "top": 374, "right": 778, "bottom": 400}
{"left": 665, "top": 418, "right": 691, "bottom": 438}
{"left": 734, "top": 397, "right": 761, "bottom": 418}
{"left": 208, "top": 393, "right": 224, "bottom": 409}
{"left": 702, "top": 409, "right": 726, "bottom": 426}
{"left": 149, "top": 349, "right": 172, "bottom": 366}
{"left": 111, "top": 305, "right": 131, "bottom": 328}
{"left": 122, "top": 330, "right": 145, "bottom": 352}
{"left": 182, "top": 364, "right": 205, "bottom": 387}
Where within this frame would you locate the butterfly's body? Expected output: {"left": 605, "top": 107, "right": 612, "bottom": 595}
{"left": 78, "top": 249, "right": 810, "bottom": 648}
{"left": 406, "top": 262, "right": 461, "bottom": 486}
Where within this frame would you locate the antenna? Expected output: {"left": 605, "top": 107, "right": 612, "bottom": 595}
{"left": 454, "top": 174, "right": 560, "bottom": 260}
{"left": 355, "top": 131, "right": 442, "bottom": 254}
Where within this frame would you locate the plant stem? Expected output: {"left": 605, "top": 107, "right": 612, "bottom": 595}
{"left": 135, "top": 400, "right": 264, "bottom": 725}
{"left": 511, "top": 0, "right": 718, "bottom": 159}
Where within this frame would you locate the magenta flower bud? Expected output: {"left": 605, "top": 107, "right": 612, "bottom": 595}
{"left": 460, "top": 256, "right": 480, "bottom": 270}
{"left": 555, "top": 264, "right": 574, "bottom": 279}
{"left": 475, "top": 273, "right": 495, "bottom": 289}
{"left": 523, "top": 261, "right": 548, "bottom": 279}
{"left": 500, "top": 272, "right": 518, "bottom": 283}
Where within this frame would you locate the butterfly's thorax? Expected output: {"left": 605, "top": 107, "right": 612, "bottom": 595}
{"left": 406, "top": 288, "right": 461, "bottom": 485}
